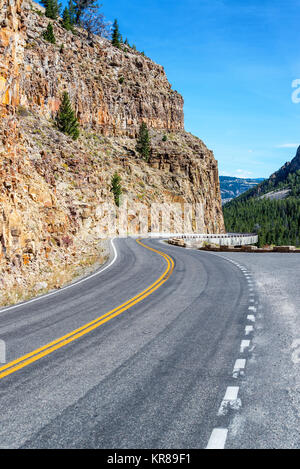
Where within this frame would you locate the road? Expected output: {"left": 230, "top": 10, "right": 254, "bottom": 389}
{"left": 216, "top": 251, "right": 300, "bottom": 449}
{"left": 0, "top": 238, "right": 298, "bottom": 449}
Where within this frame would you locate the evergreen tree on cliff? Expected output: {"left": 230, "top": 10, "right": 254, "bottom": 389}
{"left": 68, "top": 0, "right": 76, "bottom": 25}
{"left": 56, "top": 92, "right": 80, "bottom": 140}
{"left": 111, "top": 173, "right": 122, "bottom": 207}
{"left": 136, "top": 122, "right": 151, "bottom": 162}
{"left": 62, "top": 7, "right": 73, "bottom": 31}
{"left": 112, "top": 19, "right": 121, "bottom": 48}
{"left": 42, "top": 0, "right": 61, "bottom": 20}
{"left": 43, "top": 22, "right": 56, "bottom": 44}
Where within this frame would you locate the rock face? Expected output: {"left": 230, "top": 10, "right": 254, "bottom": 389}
{"left": 20, "top": 2, "right": 184, "bottom": 136}
{"left": 234, "top": 145, "right": 300, "bottom": 201}
{"left": 0, "top": 0, "right": 224, "bottom": 306}
{"left": 268, "top": 145, "right": 300, "bottom": 186}
{"left": 0, "top": 0, "right": 24, "bottom": 115}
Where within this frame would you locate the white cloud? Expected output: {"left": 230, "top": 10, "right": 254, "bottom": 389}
{"left": 220, "top": 169, "right": 255, "bottom": 179}
{"left": 276, "top": 143, "right": 299, "bottom": 148}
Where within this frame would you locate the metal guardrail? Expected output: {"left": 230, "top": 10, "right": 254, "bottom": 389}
{"left": 147, "top": 233, "right": 258, "bottom": 246}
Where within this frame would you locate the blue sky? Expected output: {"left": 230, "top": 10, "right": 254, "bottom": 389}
{"left": 61, "top": 0, "right": 300, "bottom": 178}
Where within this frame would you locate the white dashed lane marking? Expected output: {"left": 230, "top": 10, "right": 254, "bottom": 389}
{"left": 240, "top": 339, "right": 250, "bottom": 353}
{"left": 206, "top": 428, "right": 228, "bottom": 449}
{"left": 247, "top": 315, "right": 256, "bottom": 323}
{"left": 223, "top": 386, "right": 239, "bottom": 401}
{"left": 233, "top": 358, "right": 246, "bottom": 377}
{"left": 218, "top": 386, "right": 241, "bottom": 416}
{"left": 204, "top": 255, "right": 257, "bottom": 449}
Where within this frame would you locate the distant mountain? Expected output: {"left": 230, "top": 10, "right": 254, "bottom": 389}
{"left": 234, "top": 146, "right": 300, "bottom": 201}
{"left": 223, "top": 146, "right": 300, "bottom": 247}
{"left": 220, "top": 176, "right": 264, "bottom": 204}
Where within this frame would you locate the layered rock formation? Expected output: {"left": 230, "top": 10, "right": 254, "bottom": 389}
{"left": 20, "top": 2, "right": 184, "bottom": 136}
{"left": 0, "top": 0, "right": 224, "bottom": 306}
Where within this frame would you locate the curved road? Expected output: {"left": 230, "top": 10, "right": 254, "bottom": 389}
{"left": 0, "top": 238, "right": 251, "bottom": 449}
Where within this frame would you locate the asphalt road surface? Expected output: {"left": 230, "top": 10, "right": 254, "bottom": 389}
{"left": 0, "top": 238, "right": 298, "bottom": 449}
{"left": 217, "top": 251, "right": 300, "bottom": 449}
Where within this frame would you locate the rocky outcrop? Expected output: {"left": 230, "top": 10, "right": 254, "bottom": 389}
{"left": 0, "top": 0, "right": 224, "bottom": 306}
{"left": 0, "top": 0, "right": 24, "bottom": 115}
{"left": 237, "top": 145, "right": 300, "bottom": 200}
{"left": 268, "top": 145, "right": 300, "bottom": 186}
{"left": 19, "top": 2, "right": 184, "bottom": 136}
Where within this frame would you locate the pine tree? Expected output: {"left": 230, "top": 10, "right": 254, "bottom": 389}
{"left": 111, "top": 173, "right": 122, "bottom": 207}
{"left": 136, "top": 122, "right": 151, "bottom": 162}
{"left": 68, "top": 0, "right": 76, "bottom": 25}
{"left": 56, "top": 92, "right": 80, "bottom": 140}
{"left": 112, "top": 19, "right": 121, "bottom": 48}
{"left": 42, "top": 0, "right": 60, "bottom": 20}
{"left": 43, "top": 22, "right": 56, "bottom": 44}
{"left": 62, "top": 7, "right": 73, "bottom": 31}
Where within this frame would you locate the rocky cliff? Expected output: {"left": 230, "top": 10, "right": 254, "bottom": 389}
{"left": 232, "top": 146, "right": 300, "bottom": 201}
{"left": 268, "top": 145, "right": 300, "bottom": 187}
{"left": 0, "top": 0, "right": 224, "bottom": 306}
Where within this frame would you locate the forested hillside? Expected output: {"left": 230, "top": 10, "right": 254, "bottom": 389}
{"left": 223, "top": 152, "right": 300, "bottom": 247}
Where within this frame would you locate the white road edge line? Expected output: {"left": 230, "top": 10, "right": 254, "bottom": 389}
{"left": 206, "top": 428, "right": 228, "bottom": 449}
{"left": 245, "top": 325, "right": 254, "bottom": 335}
{"left": 0, "top": 237, "right": 118, "bottom": 314}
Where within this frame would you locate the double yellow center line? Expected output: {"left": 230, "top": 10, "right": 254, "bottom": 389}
{"left": 0, "top": 239, "right": 174, "bottom": 380}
